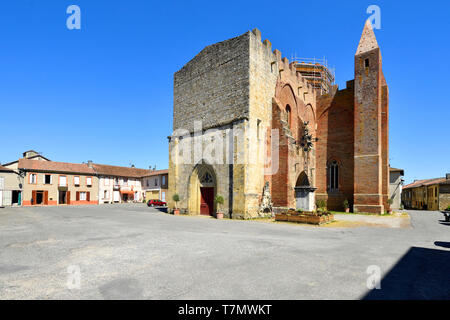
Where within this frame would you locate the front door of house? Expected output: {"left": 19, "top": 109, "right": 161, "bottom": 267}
{"left": 200, "top": 187, "right": 214, "bottom": 215}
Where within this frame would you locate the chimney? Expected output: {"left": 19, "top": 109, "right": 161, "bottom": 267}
{"left": 131, "top": 164, "right": 135, "bottom": 168}
{"left": 87, "top": 160, "right": 93, "bottom": 168}
{"left": 446, "top": 173, "right": 450, "bottom": 180}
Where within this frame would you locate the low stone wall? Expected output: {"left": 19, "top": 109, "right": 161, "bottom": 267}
{"left": 275, "top": 211, "right": 334, "bottom": 225}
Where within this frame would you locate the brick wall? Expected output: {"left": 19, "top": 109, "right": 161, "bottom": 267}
{"left": 316, "top": 82, "right": 355, "bottom": 211}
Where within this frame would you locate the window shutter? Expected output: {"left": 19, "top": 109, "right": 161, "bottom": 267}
{"left": 76, "top": 191, "right": 80, "bottom": 201}
{"left": 87, "top": 192, "right": 90, "bottom": 202}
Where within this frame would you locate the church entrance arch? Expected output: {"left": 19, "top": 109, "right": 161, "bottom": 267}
{"left": 188, "top": 163, "right": 216, "bottom": 216}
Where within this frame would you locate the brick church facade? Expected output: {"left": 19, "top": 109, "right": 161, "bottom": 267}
{"left": 168, "top": 20, "right": 389, "bottom": 218}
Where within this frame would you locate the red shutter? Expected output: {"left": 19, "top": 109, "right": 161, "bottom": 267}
{"left": 67, "top": 191, "right": 71, "bottom": 205}
{"left": 87, "top": 192, "right": 90, "bottom": 202}
{"left": 44, "top": 191, "right": 48, "bottom": 205}
{"left": 76, "top": 191, "right": 80, "bottom": 201}
{"left": 32, "top": 190, "right": 37, "bottom": 205}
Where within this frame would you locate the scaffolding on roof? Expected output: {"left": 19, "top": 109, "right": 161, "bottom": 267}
{"left": 290, "top": 55, "right": 335, "bottom": 94}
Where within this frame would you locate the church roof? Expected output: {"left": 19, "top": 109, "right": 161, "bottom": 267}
{"left": 356, "top": 19, "right": 379, "bottom": 55}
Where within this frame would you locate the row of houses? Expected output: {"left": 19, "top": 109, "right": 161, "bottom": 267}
{"left": 0, "top": 150, "right": 168, "bottom": 207}
{"left": 402, "top": 174, "right": 450, "bottom": 211}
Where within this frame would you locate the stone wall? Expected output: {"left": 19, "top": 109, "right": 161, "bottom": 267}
{"left": 173, "top": 32, "right": 251, "bottom": 133}
{"left": 439, "top": 184, "right": 450, "bottom": 210}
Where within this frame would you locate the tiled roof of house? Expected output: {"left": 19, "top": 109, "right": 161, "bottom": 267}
{"left": 141, "top": 169, "right": 168, "bottom": 178}
{"left": 18, "top": 158, "right": 95, "bottom": 175}
{"left": 403, "top": 177, "right": 449, "bottom": 189}
{"left": 92, "top": 163, "right": 156, "bottom": 178}
{"left": 0, "top": 165, "right": 14, "bottom": 172}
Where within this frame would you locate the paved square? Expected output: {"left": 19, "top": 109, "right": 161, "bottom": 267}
{"left": 0, "top": 204, "right": 449, "bottom": 299}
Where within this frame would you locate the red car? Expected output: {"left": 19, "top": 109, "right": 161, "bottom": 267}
{"left": 147, "top": 199, "right": 167, "bottom": 207}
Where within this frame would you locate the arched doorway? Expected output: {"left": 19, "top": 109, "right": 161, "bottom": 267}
{"left": 294, "top": 171, "right": 316, "bottom": 211}
{"left": 188, "top": 163, "right": 216, "bottom": 215}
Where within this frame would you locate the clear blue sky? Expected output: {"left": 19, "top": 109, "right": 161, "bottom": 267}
{"left": 0, "top": 0, "right": 448, "bottom": 183}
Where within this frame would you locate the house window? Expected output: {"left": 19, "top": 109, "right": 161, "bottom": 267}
{"left": 104, "top": 190, "right": 109, "bottom": 199}
{"left": 123, "top": 178, "right": 128, "bottom": 186}
{"left": 86, "top": 177, "right": 92, "bottom": 187}
{"left": 329, "top": 160, "right": 339, "bottom": 191}
{"left": 146, "top": 180, "right": 150, "bottom": 187}
{"left": 162, "top": 176, "right": 166, "bottom": 185}
{"left": 44, "top": 174, "right": 52, "bottom": 184}
{"left": 154, "top": 178, "right": 158, "bottom": 186}
{"left": 30, "top": 173, "right": 37, "bottom": 184}
{"left": 59, "top": 176, "right": 67, "bottom": 187}
{"left": 365, "top": 58, "right": 369, "bottom": 68}
{"left": 74, "top": 176, "right": 80, "bottom": 186}
{"left": 104, "top": 177, "right": 109, "bottom": 186}
{"left": 79, "top": 192, "right": 87, "bottom": 201}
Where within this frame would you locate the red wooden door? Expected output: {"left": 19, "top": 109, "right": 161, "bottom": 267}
{"left": 200, "top": 187, "right": 214, "bottom": 215}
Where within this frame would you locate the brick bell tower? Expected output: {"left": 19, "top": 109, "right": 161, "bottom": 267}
{"left": 353, "top": 19, "right": 389, "bottom": 214}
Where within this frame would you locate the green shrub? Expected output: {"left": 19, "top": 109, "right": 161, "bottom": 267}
{"left": 172, "top": 194, "right": 180, "bottom": 209}
{"left": 316, "top": 199, "right": 327, "bottom": 210}
{"left": 343, "top": 199, "right": 349, "bottom": 209}
{"left": 446, "top": 205, "right": 450, "bottom": 211}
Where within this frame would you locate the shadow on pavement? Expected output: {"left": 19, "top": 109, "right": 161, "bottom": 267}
{"left": 438, "top": 220, "right": 450, "bottom": 226}
{"left": 434, "top": 241, "right": 450, "bottom": 249}
{"left": 155, "top": 207, "right": 168, "bottom": 213}
{"left": 363, "top": 247, "right": 450, "bottom": 299}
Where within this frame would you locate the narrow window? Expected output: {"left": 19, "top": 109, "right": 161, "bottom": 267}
{"left": 329, "top": 160, "right": 339, "bottom": 191}
{"left": 86, "top": 177, "right": 92, "bottom": 187}
{"left": 364, "top": 58, "right": 369, "bottom": 68}
{"left": 74, "top": 176, "right": 80, "bottom": 186}
{"left": 286, "top": 105, "right": 291, "bottom": 128}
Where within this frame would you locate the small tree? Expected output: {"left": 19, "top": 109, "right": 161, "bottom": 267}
{"left": 214, "top": 195, "right": 224, "bottom": 213}
{"left": 387, "top": 198, "right": 394, "bottom": 205}
{"left": 343, "top": 199, "right": 349, "bottom": 209}
{"left": 172, "top": 193, "right": 180, "bottom": 209}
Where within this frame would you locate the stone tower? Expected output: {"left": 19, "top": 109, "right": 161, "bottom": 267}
{"left": 353, "top": 20, "right": 389, "bottom": 214}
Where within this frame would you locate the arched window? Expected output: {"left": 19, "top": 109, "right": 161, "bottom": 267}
{"left": 286, "top": 105, "right": 291, "bottom": 128}
{"left": 329, "top": 160, "right": 339, "bottom": 191}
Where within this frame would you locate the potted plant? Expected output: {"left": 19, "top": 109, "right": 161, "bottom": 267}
{"left": 214, "top": 195, "right": 224, "bottom": 219}
{"left": 343, "top": 199, "right": 350, "bottom": 213}
{"left": 172, "top": 193, "right": 180, "bottom": 215}
{"left": 316, "top": 199, "right": 327, "bottom": 212}
{"left": 387, "top": 198, "right": 393, "bottom": 214}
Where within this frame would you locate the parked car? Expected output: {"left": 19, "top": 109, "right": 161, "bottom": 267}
{"left": 147, "top": 199, "right": 167, "bottom": 207}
